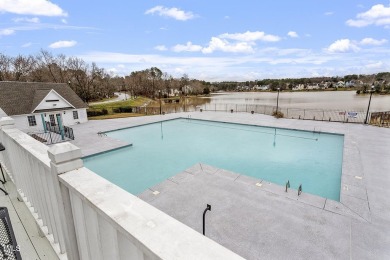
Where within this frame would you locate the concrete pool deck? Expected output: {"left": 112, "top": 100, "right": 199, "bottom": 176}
{"left": 71, "top": 112, "right": 390, "bottom": 259}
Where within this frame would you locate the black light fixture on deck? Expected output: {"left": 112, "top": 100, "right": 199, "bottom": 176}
{"left": 202, "top": 204, "right": 211, "bottom": 236}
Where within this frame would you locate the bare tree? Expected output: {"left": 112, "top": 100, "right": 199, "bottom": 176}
{"left": 12, "top": 55, "right": 36, "bottom": 81}
{"left": 0, "top": 54, "right": 12, "bottom": 81}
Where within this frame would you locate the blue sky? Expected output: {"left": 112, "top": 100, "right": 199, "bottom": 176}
{"left": 1, "top": 0, "right": 390, "bottom": 81}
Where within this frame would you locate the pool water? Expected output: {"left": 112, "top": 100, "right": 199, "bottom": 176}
{"left": 84, "top": 119, "right": 344, "bottom": 201}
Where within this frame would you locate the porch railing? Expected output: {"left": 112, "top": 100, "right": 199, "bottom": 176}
{"left": 45, "top": 122, "right": 75, "bottom": 140}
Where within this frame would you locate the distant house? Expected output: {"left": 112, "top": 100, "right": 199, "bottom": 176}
{"left": 335, "top": 81, "right": 345, "bottom": 87}
{"left": 292, "top": 84, "right": 305, "bottom": 91}
{"left": 0, "top": 81, "right": 88, "bottom": 132}
{"left": 346, "top": 80, "right": 363, "bottom": 88}
{"left": 307, "top": 83, "right": 320, "bottom": 90}
{"left": 259, "top": 85, "right": 270, "bottom": 91}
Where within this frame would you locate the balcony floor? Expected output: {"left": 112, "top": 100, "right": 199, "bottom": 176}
{"left": 0, "top": 180, "right": 59, "bottom": 260}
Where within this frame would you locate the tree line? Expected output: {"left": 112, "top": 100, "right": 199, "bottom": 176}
{"left": 2, "top": 50, "right": 390, "bottom": 101}
{"left": 0, "top": 50, "right": 211, "bottom": 103}
{"left": 213, "top": 73, "right": 390, "bottom": 91}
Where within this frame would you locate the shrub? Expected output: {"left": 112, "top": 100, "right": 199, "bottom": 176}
{"left": 87, "top": 109, "right": 108, "bottom": 117}
{"left": 113, "top": 106, "right": 132, "bottom": 113}
{"left": 272, "top": 110, "right": 284, "bottom": 118}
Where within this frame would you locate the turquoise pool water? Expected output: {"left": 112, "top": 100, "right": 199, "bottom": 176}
{"left": 84, "top": 119, "right": 344, "bottom": 200}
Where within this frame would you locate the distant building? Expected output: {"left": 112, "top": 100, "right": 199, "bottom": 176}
{"left": 307, "top": 83, "right": 320, "bottom": 90}
{"left": 335, "top": 81, "right": 345, "bottom": 87}
{"left": 346, "top": 80, "right": 363, "bottom": 88}
{"left": 0, "top": 81, "right": 88, "bottom": 132}
{"left": 292, "top": 84, "right": 305, "bottom": 91}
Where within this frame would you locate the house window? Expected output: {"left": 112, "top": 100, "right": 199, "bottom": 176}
{"left": 73, "top": 111, "right": 79, "bottom": 119}
{"left": 27, "top": 115, "right": 37, "bottom": 126}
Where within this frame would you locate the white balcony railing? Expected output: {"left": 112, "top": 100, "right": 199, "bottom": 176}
{"left": 0, "top": 117, "right": 243, "bottom": 260}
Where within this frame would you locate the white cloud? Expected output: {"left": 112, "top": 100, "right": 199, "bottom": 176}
{"left": 21, "top": 42, "right": 32, "bottom": 47}
{"left": 145, "top": 6, "right": 195, "bottom": 21}
{"left": 347, "top": 4, "right": 390, "bottom": 27}
{"left": 327, "top": 39, "right": 359, "bottom": 53}
{"left": 202, "top": 37, "right": 254, "bottom": 54}
{"left": 165, "top": 30, "right": 280, "bottom": 54}
{"left": 172, "top": 42, "right": 202, "bottom": 52}
{"left": 0, "top": 29, "right": 14, "bottom": 36}
{"left": 154, "top": 45, "right": 168, "bottom": 51}
{"left": 360, "top": 38, "right": 387, "bottom": 46}
{"left": 78, "top": 48, "right": 390, "bottom": 81}
{"left": 365, "top": 61, "right": 383, "bottom": 69}
{"left": 13, "top": 17, "right": 40, "bottom": 23}
{"left": 0, "top": 0, "right": 67, "bottom": 17}
{"left": 287, "top": 31, "right": 299, "bottom": 38}
{"left": 49, "top": 40, "right": 77, "bottom": 49}
{"left": 324, "top": 11, "right": 334, "bottom": 16}
{"left": 61, "top": 19, "right": 67, "bottom": 24}
{"left": 219, "top": 31, "right": 280, "bottom": 42}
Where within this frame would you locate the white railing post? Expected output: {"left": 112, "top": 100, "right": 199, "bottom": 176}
{"left": 0, "top": 117, "right": 16, "bottom": 184}
{"left": 0, "top": 117, "right": 15, "bottom": 129}
{"left": 48, "top": 142, "right": 83, "bottom": 260}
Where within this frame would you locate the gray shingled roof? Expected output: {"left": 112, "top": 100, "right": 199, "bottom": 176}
{"left": 0, "top": 81, "right": 87, "bottom": 116}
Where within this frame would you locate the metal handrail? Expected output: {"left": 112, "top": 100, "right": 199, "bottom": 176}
{"left": 285, "top": 180, "right": 290, "bottom": 192}
{"left": 298, "top": 184, "right": 302, "bottom": 196}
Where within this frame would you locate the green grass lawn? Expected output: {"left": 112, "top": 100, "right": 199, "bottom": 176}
{"left": 89, "top": 97, "right": 151, "bottom": 111}
{"left": 87, "top": 97, "right": 153, "bottom": 119}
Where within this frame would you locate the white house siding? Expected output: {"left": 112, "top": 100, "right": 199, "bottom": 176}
{"left": 0, "top": 108, "right": 6, "bottom": 117}
{"left": 61, "top": 108, "right": 88, "bottom": 126}
{"left": 34, "top": 89, "right": 74, "bottom": 111}
{"left": 12, "top": 108, "right": 87, "bottom": 132}
{"left": 13, "top": 114, "right": 43, "bottom": 132}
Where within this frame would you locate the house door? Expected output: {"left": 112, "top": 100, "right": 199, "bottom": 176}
{"left": 49, "top": 114, "right": 56, "bottom": 126}
{"left": 48, "top": 113, "right": 62, "bottom": 125}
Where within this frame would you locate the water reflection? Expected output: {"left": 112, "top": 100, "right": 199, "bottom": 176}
{"left": 273, "top": 129, "right": 277, "bottom": 148}
{"left": 160, "top": 122, "right": 164, "bottom": 140}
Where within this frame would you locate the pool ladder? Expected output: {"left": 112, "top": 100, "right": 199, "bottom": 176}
{"left": 97, "top": 131, "right": 107, "bottom": 137}
{"left": 285, "top": 180, "right": 302, "bottom": 196}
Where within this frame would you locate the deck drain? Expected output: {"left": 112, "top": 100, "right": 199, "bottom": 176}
{"left": 152, "top": 190, "right": 160, "bottom": 195}
{"left": 255, "top": 182, "right": 263, "bottom": 187}
{"left": 355, "top": 176, "right": 363, "bottom": 180}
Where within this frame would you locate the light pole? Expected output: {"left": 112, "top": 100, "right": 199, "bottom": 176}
{"left": 159, "top": 90, "right": 162, "bottom": 115}
{"left": 364, "top": 85, "right": 375, "bottom": 124}
{"left": 183, "top": 86, "right": 186, "bottom": 112}
{"left": 276, "top": 87, "right": 280, "bottom": 113}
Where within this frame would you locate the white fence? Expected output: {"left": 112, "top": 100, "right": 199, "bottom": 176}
{"left": 0, "top": 117, "right": 243, "bottom": 260}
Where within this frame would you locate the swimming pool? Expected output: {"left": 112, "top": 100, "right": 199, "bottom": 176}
{"left": 84, "top": 118, "right": 344, "bottom": 200}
